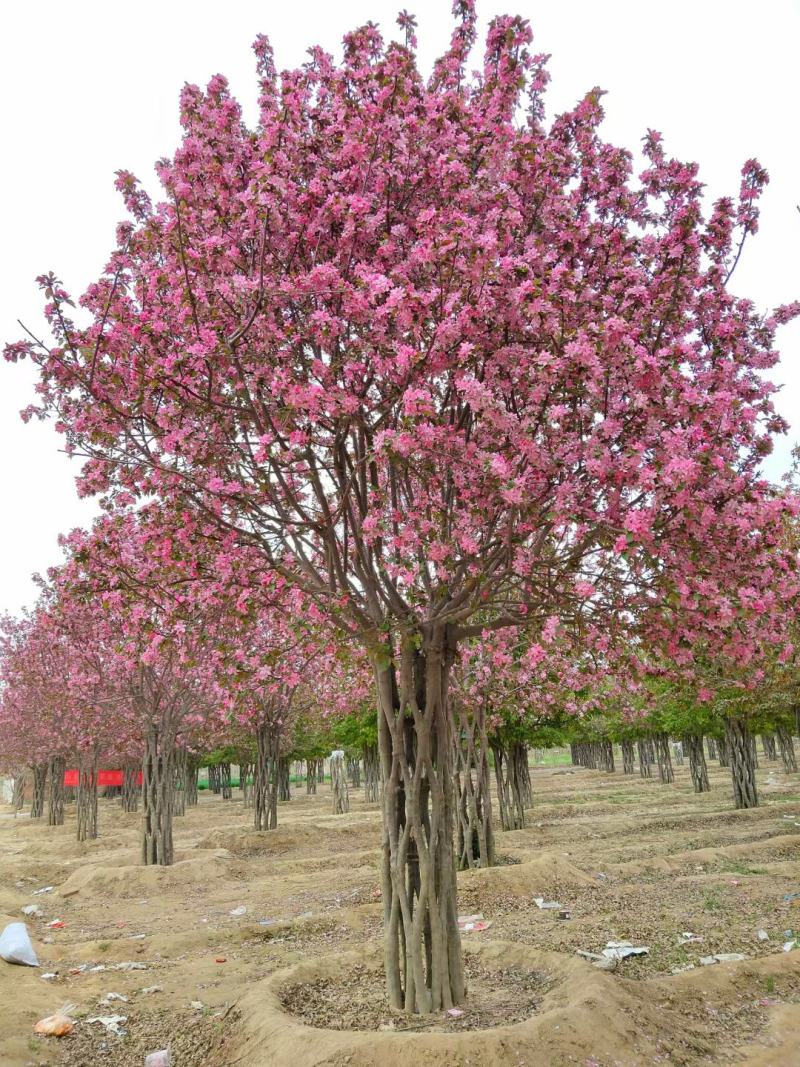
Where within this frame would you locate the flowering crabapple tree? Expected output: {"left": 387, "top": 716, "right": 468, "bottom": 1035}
{"left": 8, "top": 1, "right": 799, "bottom": 1012}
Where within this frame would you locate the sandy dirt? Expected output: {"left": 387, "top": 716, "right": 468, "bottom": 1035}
{"left": 0, "top": 757, "right": 798, "bottom": 1066}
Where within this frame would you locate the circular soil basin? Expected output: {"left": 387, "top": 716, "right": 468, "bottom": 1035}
{"left": 280, "top": 954, "right": 552, "bottom": 1033}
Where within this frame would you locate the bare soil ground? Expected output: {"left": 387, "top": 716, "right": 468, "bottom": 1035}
{"left": 1, "top": 757, "right": 798, "bottom": 1066}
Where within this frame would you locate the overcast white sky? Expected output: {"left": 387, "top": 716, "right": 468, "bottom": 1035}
{"left": 1, "top": 1, "right": 798, "bottom": 616}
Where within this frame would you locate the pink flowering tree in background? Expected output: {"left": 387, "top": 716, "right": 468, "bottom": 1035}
{"left": 6, "top": 0, "right": 800, "bottom": 1012}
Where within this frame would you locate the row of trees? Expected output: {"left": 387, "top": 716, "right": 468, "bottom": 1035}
{"left": 2, "top": 2, "right": 799, "bottom": 1014}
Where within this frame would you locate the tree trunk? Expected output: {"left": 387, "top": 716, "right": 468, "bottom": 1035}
{"left": 724, "top": 718, "right": 758, "bottom": 809}
{"left": 672, "top": 741, "right": 684, "bottom": 767}
{"left": 185, "top": 757, "right": 200, "bottom": 806}
{"left": 762, "top": 734, "right": 777, "bottom": 761}
{"left": 47, "top": 757, "right": 66, "bottom": 825}
{"left": 513, "top": 742, "right": 534, "bottom": 803}
{"left": 654, "top": 732, "right": 674, "bottom": 784}
{"left": 174, "top": 748, "right": 187, "bottom": 816}
{"left": 142, "top": 723, "right": 175, "bottom": 865}
{"left": 208, "top": 764, "right": 221, "bottom": 794}
{"left": 706, "top": 737, "right": 718, "bottom": 761}
{"left": 254, "top": 724, "right": 279, "bottom": 830}
{"left": 331, "top": 751, "right": 350, "bottom": 815}
{"left": 348, "top": 756, "right": 362, "bottom": 789}
{"left": 306, "top": 759, "right": 318, "bottom": 795}
{"left": 683, "top": 734, "right": 710, "bottom": 793}
{"left": 776, "top": 725, "right": 797, "bottom": 773}
{"left": 220, "top": 761, "right": 232, "bottom": 800}
{"left": 318, "top": 759, "right": 325, "bottom": 783}
{"left": 491, "top": 738, "right": 525, "bottom": 831}
{"left": 454, "top": 702, "right": 495, "bottom": 870}
{"left": 374, "top": 627, "right": 465, "bottom": 1015}
{"left": 621, "top": 740, "right": 635, "bottom": 775}
{"left": 30, "top": 763, "right": 48, "bottom": 818}
{"left": 363, "top": 743, "right": 381, "bottom": 803}
{"left": 76, "top": 755, "right": 99, "bottom": 842}
{"left": 240, "top": 761, "right": 254, "bottom": 807}
{"left": 122, "top": 763, "right": 140, "bottom": 813}
{"left": 717, "top": 736, "right": 729, "bottom": 767}
{"left": 11, "top": 773, "right": 25, "bottom": 813}
{"left": 637, "top": 740, "right": 652, "bottom": 779}
{"left": 278, "top": 757, "right": 291, "bottom": 801}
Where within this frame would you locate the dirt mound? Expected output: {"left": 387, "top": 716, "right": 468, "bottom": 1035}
{"left": 57, "top": 848, "right": 232, "bottom": 898}
{"left": 460, "top": 852, "right": 596, "bottom": 897}
{"left": 228, "top": 941, "right": 800, "bottom": 1067}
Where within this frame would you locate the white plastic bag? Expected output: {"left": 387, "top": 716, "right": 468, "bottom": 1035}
{"left": 0, "top": 922, "right": 39, "bottom": 966}
{"left": 145, "top": 1051, "right": 171, "bottom": 1067}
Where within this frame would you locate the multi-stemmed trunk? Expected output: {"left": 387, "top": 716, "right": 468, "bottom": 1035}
{"left": 11, "top": 772, "right": 25, "bottom": 813}
{"left": 278, "top": 757, "right": 291, "bottom": 801}
{"left": 240, "top": 761, "right": 253, "bottom": 807}
{"left": 76, "top": 755, "right": 99, "bottom": 842}
{"left": 621, "top": 740, "right": 635, "bottom": 775}
{"left": 683, "top": 734, "right": 710, "bottom": 793}
{"left": 47, "top": 756, "right": 66, "bottom": 825}
{"left": 491, "top": 738, "right": 526, "bottom": 831}
{"left": 348, "top": 756, "right": 362, "bottom": 789}
{"left": 672, "top": 741, "right": 684, "bottom": 767}
{"left": 142, "top": 723, "right": 175, "bottom": 865}
{"left": 185, "top": 756, "right": 200, "bottom": 806}
{"left": 220, "top": 762, "right": 232, "bottom": 800}
{"left": 654, "top": 732, "right": 674, "bottom": 784}
{"left": 122, "top": 763, "right": 140, "bottom": 813}
{"left": 318, "top": 759, "right": 325, "bottom": 783}
{"left": 717, "top": 736, "right": 729, "bottom": 767}
{"left": 305, "top": 759, "right": 318, "bottom": 795}
{"left": 514, "top": 742, "right": 534, "bottom": 804}
{"left": 762, "top": 734, "right": 777, "bottom": 761}
{"left": 30, "top": 763, "right": 48, "bottom": 818}
{"left": 724, "top": 718, "right": 758, "bottom": 809}
{"left": 373, "top": 626, "right": 464, "bottom": 1015}
{"left": 330, "top": 751, "right": 350, "bottom": 814}
{"left": 776, "top": 725, "right": 797, "bottom": 773}
{"left": 174, "top": 748, "right": 188, "bottom": 816}
{"left": 208, "top": 764, "right": 221, "bottom": 795}
{"left": 454, "top": 702, "right": 495, "bottom": 870}
{"left": 637, "top": 740, "right": 652, "bottom": 779}
{"left": 363, "top": 743, "right": 381, "bottom": 803}
{"left": 594, "top": 740, "right": 614, "bottom": 773}
{"left": 706, "top": 737, "right": 718, "bottom": 761}
{"left": 254, "top": 724, "right": 279, "bottom": 831}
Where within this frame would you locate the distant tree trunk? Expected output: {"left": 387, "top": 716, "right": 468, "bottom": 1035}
{"left": 724, "top": 718, "right": 758, "bottom": 809}
{"left": 278, "top": 757, "right": 291, "bottom": 801}
{"left": 76, "top": 755, "right": 99, "bottom": 842}
{"left": 48, "top": 757, "right": 66, "bottom": 825}
{"left": 174, "top": 748, "right": 187, "bottom": 816}
{"left": 672, "top": 741, "right": 684, "bottom": 767}
{"left": 122, "top": 763, "right": 140, "bottom": 812}
{"left": 750, "top": 733, "right": 759, "bottom": 770}
{"left": 514, "top": 742, "right": 534, "bottom": 803}
{"left": 454, "top": 703, "right": 495, "bottom": 870}
{"left": 306, "top": 759, "right": 318, "bottom": 795}
{"left": 621, "top": 740, "right": 635, "bottom": 775}
{"left": 186, "top": 757, "right": 200, "bottom": 806}
{"left": 348, "top": 756, "right": 361, "bottom": 789}
{"left": 683, "top": 734, "right": 710, "bottom": 793}
{"left": 595, "top": 740, "right": 614, "bottom": 773}
{"left": 363, "top": 743, "right": 381, "bottom": 803}
{"left": 717, "top": 736, "right": 729, "bottom": 767}
{"left": 240, "top": 761, "right": 253, "bottom": 807}
{"left": 208, "top": 765, "right": 221, "bottom": 794}
{"left": 654, "top": 732, "right": 674, "bottom": 784}
{"left": 220, "top": 762, "right": 232, "bottom": 800}
{"left": 11, "top": 772, "right": 25, "bottom": 813}
{"left": 318, "top": 759, "right": 325, "bottom": 782}
{"left": 254, "top": 725, "right": 279, "bottom": 830}
{"left": 762, "top": 734, "right": 777, "bottom": 761}
{"left": 491, "top": 738, "right": 525, "bottom": 830}
{"left": 30, "top": 763, "right": 48, "bottom": 818}
{"left": 637, "top": 740, "right": 652, "bottom": 779}
{"left": 776, "top": 725, "right": 797, "bottom": 773}
{"left": 142, "top": 723, "right": 175, "bottom": 865}
{"left": 706, "top": 737, "right": 718, "bottom": 761}
{"left": 330, "top": 751, "right": 349, "bottom": 814}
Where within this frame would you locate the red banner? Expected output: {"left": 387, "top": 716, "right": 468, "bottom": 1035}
{"left": 64, "top": 769, "right": 142, "bottom": 787}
